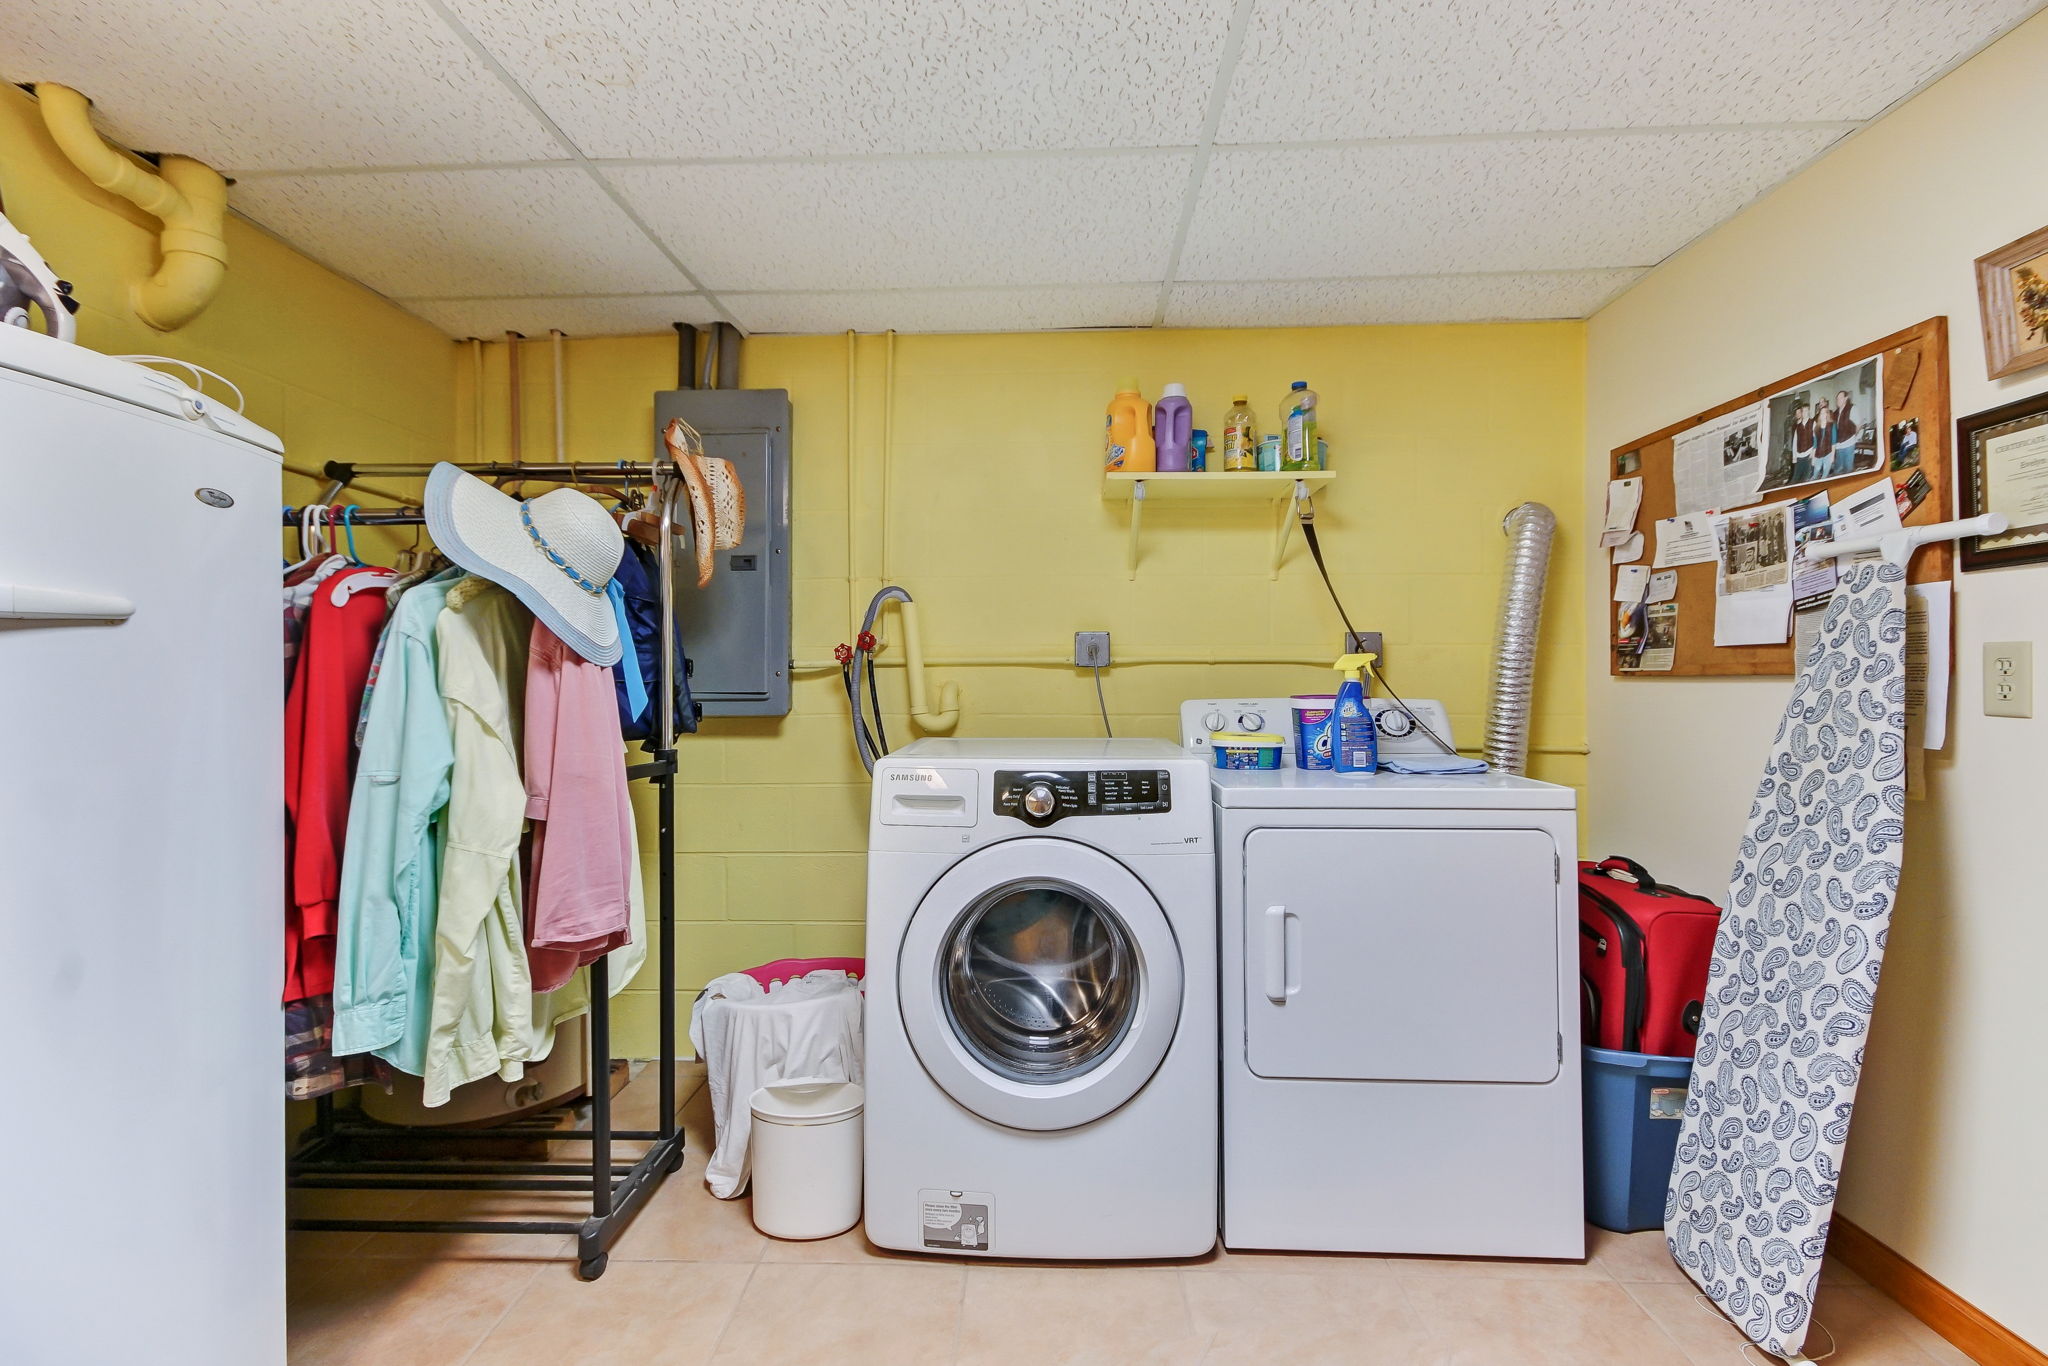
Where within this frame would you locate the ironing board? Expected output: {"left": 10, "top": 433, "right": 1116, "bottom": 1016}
{"left": 1667, "top": 560, "right": 1909, "bottom": 1361}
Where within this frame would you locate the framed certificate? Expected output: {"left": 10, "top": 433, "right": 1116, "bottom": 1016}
{"left": 1958, "top": 392, "right": 2048, "bottom": 570}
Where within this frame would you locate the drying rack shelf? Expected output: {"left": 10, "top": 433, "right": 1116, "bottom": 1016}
{"left": 1102, "top": 470, "right": 1335, "bottom": 579}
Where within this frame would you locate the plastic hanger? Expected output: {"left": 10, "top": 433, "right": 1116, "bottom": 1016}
{"left": 328, "top": 565, "right": 397, "bottom": 607}
{"left": 341, "top": 506, "right": 362, "bottom": 566}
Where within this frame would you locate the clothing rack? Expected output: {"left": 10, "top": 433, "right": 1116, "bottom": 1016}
{"left": 285, "top": 461, "right": 685, "bottom": 1281}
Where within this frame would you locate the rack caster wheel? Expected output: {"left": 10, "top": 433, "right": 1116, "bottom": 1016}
{"left": 664, "top": 1146, "right": 686, "bottom": 1174}
{"left": 578, "top": 1253, "right": 608, "bottom": 1281}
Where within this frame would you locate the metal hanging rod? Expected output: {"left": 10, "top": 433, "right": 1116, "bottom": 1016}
{"left": 282, "top": 505, "right": 424, "bottom": 526}
{"left": 321, "top": 459, "right": 678, "bottom": 486}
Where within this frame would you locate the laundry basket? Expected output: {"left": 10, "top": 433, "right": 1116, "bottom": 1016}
{"left": 748, "top": 1081, "right": 864, "bottom": 1240}
{"left": 1582, "top": 1045, "right": 1693, "bottom": 1232}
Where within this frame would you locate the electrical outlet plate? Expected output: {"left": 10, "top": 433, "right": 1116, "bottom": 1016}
{"left": 1984, "top": 641, "right": 2032, "bottom": 717}
{"left": 1344, "top": 631, "right": 1384, "bottom": 667}
{"left": 1075, "top": 631, "right": 1111, "bottom": 669}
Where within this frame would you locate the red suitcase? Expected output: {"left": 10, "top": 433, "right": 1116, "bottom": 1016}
{"left": 1578, "top": 856, "right": 1721, "bottom": 1057}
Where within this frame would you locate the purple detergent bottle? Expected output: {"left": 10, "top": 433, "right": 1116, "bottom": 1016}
{"left": 1153, "top": 383, "right": 1193, "bottom": 471}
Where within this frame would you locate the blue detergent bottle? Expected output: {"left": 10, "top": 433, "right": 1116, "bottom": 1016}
{"left": 1330, "top": 652, "right": 1380, "bottom": 773}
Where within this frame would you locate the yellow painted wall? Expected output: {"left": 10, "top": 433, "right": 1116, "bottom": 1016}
{"left": 0, "top": 85, "right": 453, "bottom": 516}
{"left": 458, "top": 324, "right": 1588, "bottom": 1054}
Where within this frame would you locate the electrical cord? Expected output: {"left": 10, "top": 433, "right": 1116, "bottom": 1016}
{"left": 1301, "top": 508, "right": 1458, "bottom": 757}
{"left": 1091, "top": 664, "right": 1113, "bottom": 738}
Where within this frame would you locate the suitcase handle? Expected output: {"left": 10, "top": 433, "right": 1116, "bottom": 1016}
{"left": 1594, "top": 856, "right": 1662, "bottom": 892}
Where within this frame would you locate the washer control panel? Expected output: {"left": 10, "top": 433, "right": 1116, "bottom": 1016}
{"left": 995, "top": 769, "right": 1172, "bottom": 826}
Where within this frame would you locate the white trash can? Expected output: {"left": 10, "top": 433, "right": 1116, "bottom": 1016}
{"left": 748, "top": 1081, "right": 864, "bottom": 1240}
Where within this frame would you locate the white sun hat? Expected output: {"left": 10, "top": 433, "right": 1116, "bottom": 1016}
{"left": 425, "top": 463, "right": 624, "bottom": 666}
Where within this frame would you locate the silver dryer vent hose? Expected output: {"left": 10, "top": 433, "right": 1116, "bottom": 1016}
{"left": 1484, "top": 502, "right": 1556, "bottom": 776}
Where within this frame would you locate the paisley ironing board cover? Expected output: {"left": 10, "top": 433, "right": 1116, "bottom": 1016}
{"left": 1666, "top": 561, "right": 1908, "bottom": 1359}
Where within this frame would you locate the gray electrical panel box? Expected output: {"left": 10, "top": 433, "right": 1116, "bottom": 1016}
{"left": 653, "top": 388, "right": 791, "bottom": 716}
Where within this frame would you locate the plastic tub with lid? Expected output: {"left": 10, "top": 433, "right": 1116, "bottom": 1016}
{"left": 748, "top": 1081, "right": 865, "bottom": 1240}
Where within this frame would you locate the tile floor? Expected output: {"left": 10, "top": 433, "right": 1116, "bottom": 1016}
{"left": 288, "top": 1065, "right": 1975, "bottom": 1366}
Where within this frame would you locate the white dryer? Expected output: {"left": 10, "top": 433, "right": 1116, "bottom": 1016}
{"left": 864, "top": 738, "right": 1216, "bottom": 1260}
{"left": 1184, "top": 699, "right": 1583, "bottom": 1259}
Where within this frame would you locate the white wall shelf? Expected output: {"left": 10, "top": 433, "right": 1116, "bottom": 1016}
{"left": 1102, "top": 470, "right": 1335, "bottom": 579}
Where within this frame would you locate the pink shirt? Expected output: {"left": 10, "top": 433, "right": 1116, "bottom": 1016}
{"left": 523, "top": 622, "right": 636, "bottom": 992}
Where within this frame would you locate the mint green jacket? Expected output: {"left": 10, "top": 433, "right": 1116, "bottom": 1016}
{"left": 331, "top": 572, "right": 459, "bottom": 1073}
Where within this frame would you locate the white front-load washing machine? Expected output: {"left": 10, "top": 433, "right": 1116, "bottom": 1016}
{"left": 1184, "top": 698, "right": 1583, "bottom": 1260}
{"left": 864, "top": 738, "right": 1216, "bottom": 1260}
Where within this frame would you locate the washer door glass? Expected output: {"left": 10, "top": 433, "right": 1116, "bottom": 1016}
{"left": 895, "top": 837, "right": 1187, "bottom": 1132}
{"left": 942, "top": 882, "right": 1138, "bottom": 1084}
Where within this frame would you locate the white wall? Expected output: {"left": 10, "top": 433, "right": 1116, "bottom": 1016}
{"left": 1587, "top": 13, "right": 2048, "bottom": 1348}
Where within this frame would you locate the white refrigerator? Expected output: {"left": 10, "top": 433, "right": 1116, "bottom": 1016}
{"left": 0, "top": 327, "right": 285, "bottom": 1364}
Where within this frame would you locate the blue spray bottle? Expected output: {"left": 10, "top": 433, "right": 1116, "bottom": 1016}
{"left": 1330, "top": 652, "right": 1380, "bottom": 774}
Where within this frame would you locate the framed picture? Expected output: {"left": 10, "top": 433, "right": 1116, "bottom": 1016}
{"left": 1957, "top": 391, "right": 2048, "bottom": 570}
{"left": 1975, "top": 225, "right": 2048, "bottom": 379}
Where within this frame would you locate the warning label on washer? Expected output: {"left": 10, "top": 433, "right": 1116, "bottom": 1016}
{"left": 919, "top": 1188, "right": 992, "bottom": 1251}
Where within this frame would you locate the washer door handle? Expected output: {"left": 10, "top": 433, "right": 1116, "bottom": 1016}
{"left": 1262, "top": 905, "right": 1294, "bottom": 1002}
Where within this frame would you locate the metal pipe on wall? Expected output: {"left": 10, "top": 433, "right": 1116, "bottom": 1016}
{"left": 469, "top": 339, "right": 486, "bottom": 462}
{"left": 1484, "top": 502, "right": 1557, "bottom": 776}
{"left": 504, "top": 330, "right": 523, "bottom": 465}
{"left": 550, "top": 329, "right": 566, "bottom": 462}
{"left": 715, "top": 322, "right": 740, "bottom": 389}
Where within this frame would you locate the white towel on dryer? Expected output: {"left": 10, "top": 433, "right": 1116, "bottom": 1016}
{"left": 689, "top": 971, "right": 863, "bottom": 1199}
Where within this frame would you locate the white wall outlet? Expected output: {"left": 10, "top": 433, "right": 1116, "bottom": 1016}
{"left": 1075, "top": 631, "right": 1111, "bottom": 669}
{"left": 1983, "top": 641, "right": 2032, "bottom": 718}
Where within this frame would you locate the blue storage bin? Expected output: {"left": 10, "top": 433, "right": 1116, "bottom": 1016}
{"left": 1582, "top": 1045, "right": 1693, "bottom": 1233}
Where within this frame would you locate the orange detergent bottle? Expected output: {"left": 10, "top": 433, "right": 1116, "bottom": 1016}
{"left": 1103, "top": 379, "right": 1155, "bottom": 472}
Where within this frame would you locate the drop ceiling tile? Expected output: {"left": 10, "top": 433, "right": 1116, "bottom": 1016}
{"left": 724, "top": 286, "right": 1160, "bottom": 335}
{"left": 1164, "top": 271, "right": 1646, "bottom": 328}
{"left": 609, "top": 155, "right": 1190, "bottom": 291}
{"left": 1, "top": 0, "right": 561, "bottom": 171}
{"left": 445, "top": 0, "right": 1237, "bottom": 158}
{"left": 1177, "top": 130, "right": 1842, "bottom": 280}
{"left": 1218, "top": 0, "right": 2042, "bottom": 142}
{"left": 233, "top": 168, "right": 689, "bottom": 298}
{"left": 399, "top": 294, "right": 719, "bottom": 338}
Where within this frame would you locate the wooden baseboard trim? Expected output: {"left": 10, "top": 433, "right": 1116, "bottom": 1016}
{"left": 1830, "top": 1217, "right": 2044, "bottom": 1366}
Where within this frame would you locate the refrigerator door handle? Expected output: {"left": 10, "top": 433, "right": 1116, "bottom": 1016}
{"left": 0, "top": 582, "right": 135, "bottom": 622}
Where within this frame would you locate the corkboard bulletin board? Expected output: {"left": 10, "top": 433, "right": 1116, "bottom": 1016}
{"left": 1608, "top": 317, "right": 1951, "bottom": 677}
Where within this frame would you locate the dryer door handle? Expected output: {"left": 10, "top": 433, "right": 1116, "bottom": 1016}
{"left": 1262, "top": 905, "right": 1295, "bottom": 1002}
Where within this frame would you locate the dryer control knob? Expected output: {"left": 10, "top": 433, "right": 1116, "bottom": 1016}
{"left": 1022, "top": 783, "right": 1058, "bottom": 819}
{"left": 1202, "top": 710, "right": 1228, "bottom": 733}
{"left": 1238, "top": 712, "right": 1266, "bottom": 732}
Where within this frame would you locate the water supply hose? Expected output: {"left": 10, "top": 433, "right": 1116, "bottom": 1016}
{"left": 850, "top": 587, "right": 911, "bottom": 772}
{"left": 1484, "top": 502, "right": 1557, "bottom": 776}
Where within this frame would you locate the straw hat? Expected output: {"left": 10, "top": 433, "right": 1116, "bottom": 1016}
{"left": 704, "top": 456, "right": 746, "bottom": 549}
{"left": 661, "top": 419, "right": 717, "bottom": 587}
{"left": 425, "top": 462, "right": 623, "bottom": 666}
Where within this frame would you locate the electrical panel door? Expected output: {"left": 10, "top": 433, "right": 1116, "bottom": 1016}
{"left": 653, "top": 388, "right": 791, "bottom": 716}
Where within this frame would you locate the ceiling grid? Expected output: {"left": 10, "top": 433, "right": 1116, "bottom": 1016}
{"left": 4, "top": 0, "right": 2042, "bottom": 336}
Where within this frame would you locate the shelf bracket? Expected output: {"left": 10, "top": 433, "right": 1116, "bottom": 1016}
{"left": 1126, "top": 478, "right": 1146, "bottom": 579}
{"left": 1271, "top": 479, "right": 1309, "bottom": 579}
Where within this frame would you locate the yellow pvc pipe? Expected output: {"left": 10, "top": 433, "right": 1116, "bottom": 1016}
{"left": 895, "top": 599, "right": 959, "bottom": 733}
{"left": 38, "top": 85, "right": 227, "bottom": 331}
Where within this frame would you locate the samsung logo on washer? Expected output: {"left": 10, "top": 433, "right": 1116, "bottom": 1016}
{"left": 889, "top": 770, "right": 942, "bottom": 782}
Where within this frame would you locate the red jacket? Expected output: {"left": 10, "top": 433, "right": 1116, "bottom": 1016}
{"left": 284, "top": 578, "right": 389, "bottom": 1003}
